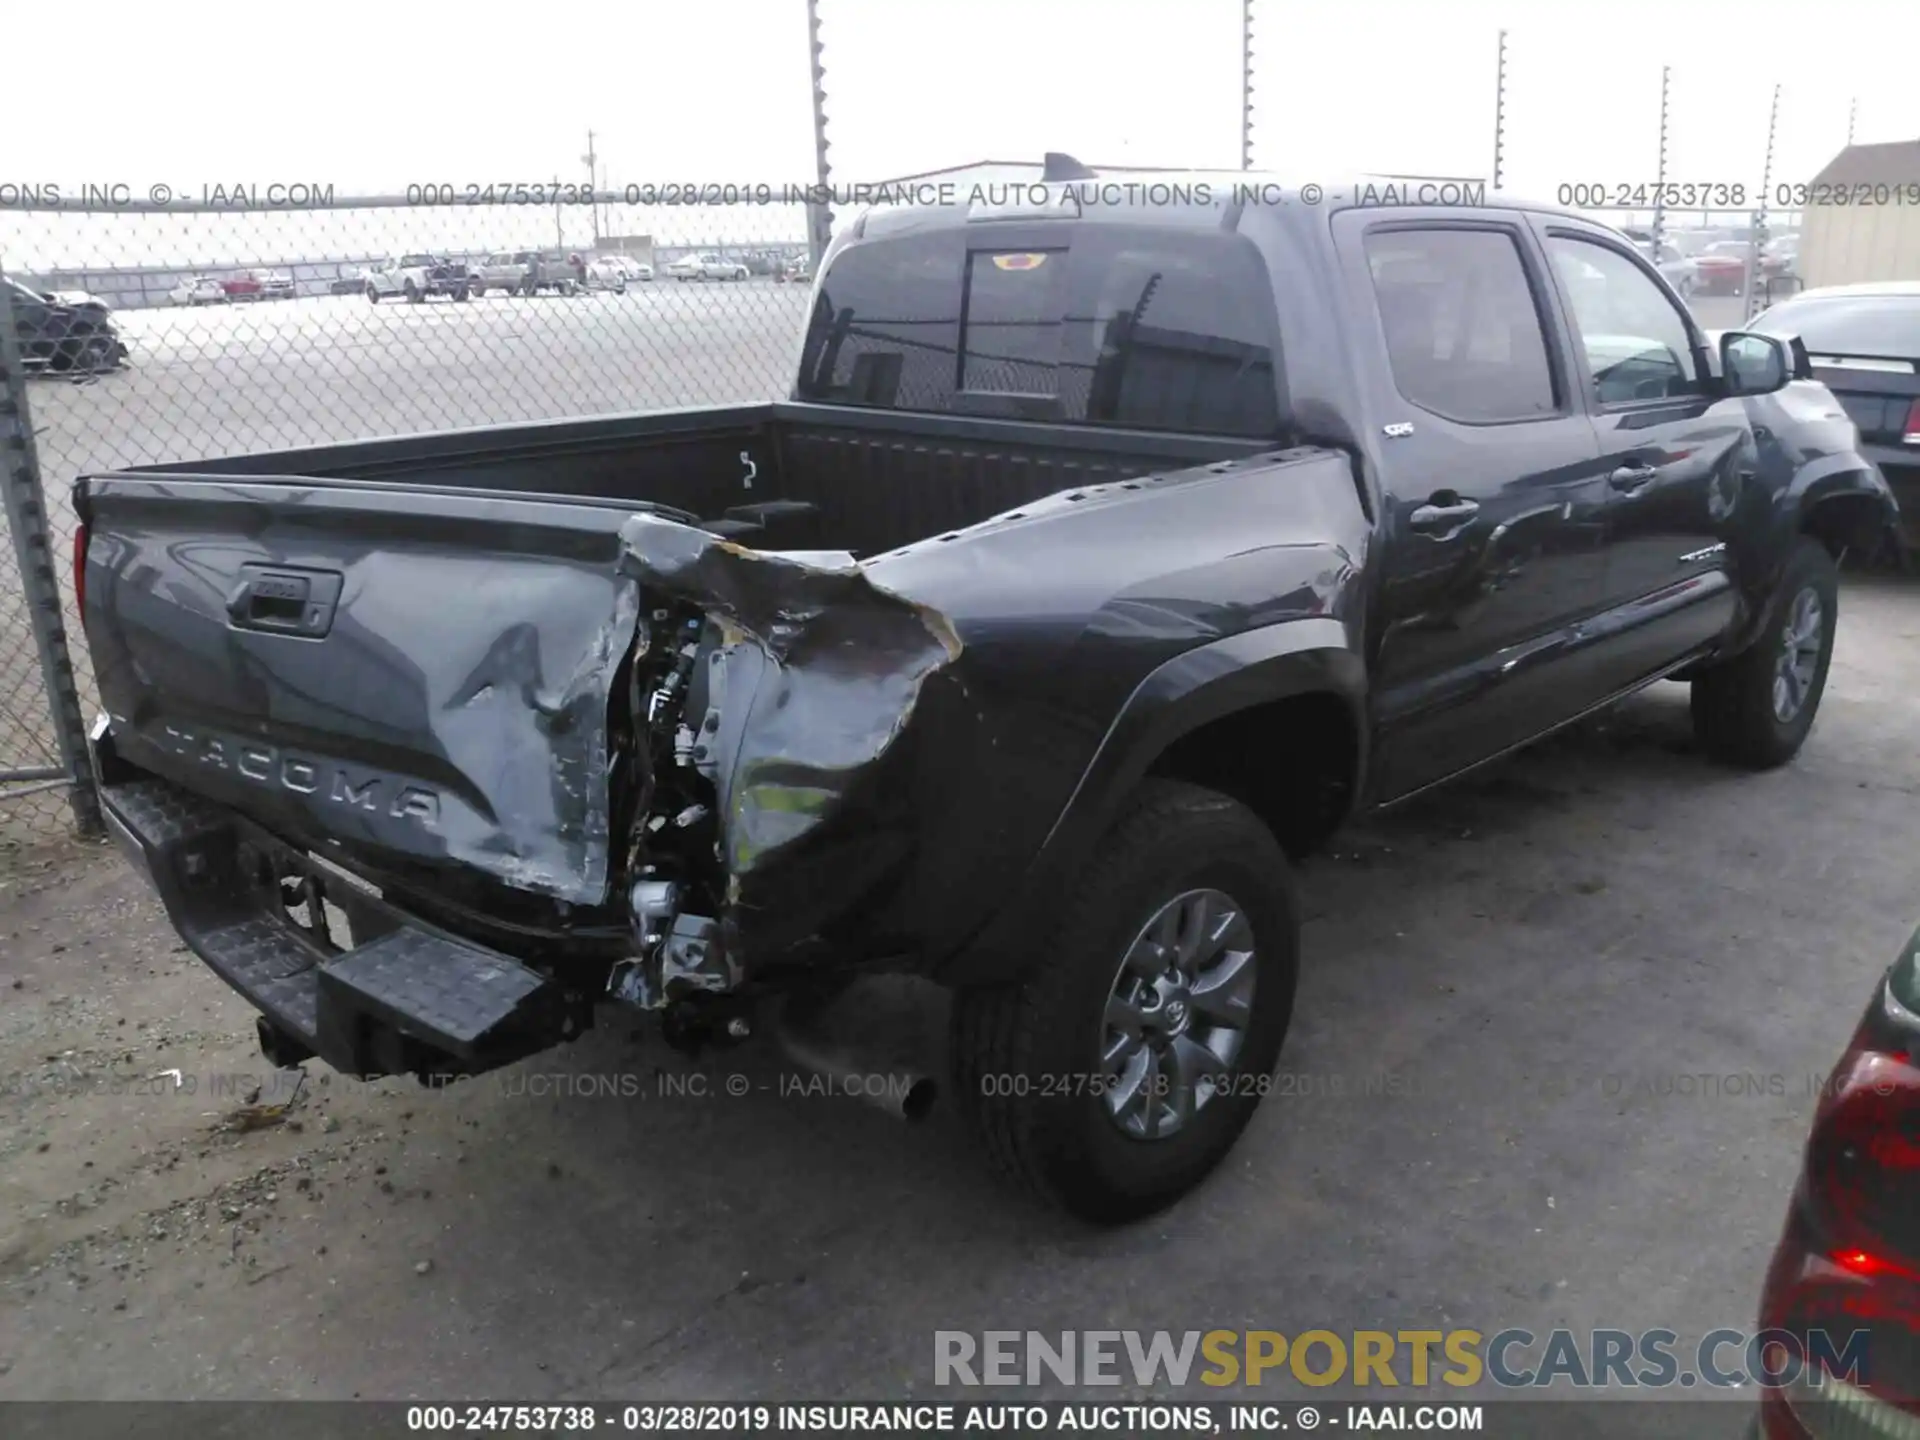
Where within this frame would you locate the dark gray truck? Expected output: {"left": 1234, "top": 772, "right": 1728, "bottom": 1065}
{"left": 74, "top": 169, "right": 1897, "bottom": 1221}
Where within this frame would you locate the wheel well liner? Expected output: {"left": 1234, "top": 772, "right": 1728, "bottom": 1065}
{"left": 1801, "top": 487, "right": 1898, "bottom": 565}
{"left": 1147, "top": 691, "right": 1360, "bottom": 858}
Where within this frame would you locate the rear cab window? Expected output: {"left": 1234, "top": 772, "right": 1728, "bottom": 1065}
{"left": 796, "top": 221, "right": 1286, "bottom": 439}
{"left": 1361, "top": 227, "right": 1560, "bottom": 424}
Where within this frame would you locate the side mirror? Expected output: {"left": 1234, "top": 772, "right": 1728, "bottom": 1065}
{"left": 1720, "top": 331, "right": 1792, "bottom": 397}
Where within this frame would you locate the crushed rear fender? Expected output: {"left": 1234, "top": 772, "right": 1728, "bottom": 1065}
{"left": 610, "top": 514, "right": 966, "bottom": 1002}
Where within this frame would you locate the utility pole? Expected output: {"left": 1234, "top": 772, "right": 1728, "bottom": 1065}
{"left": 1491, "top": 29, "right": 1508, "bottom": 192}
{"left": 582, "top": 129, "right": 601, "bottom": 244}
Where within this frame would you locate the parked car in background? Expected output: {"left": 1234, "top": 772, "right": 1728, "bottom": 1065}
{"left": 329, "top": 268, "right": 372, "bottom": 296}
{"left": 365, "top": 255, "right": 473, "bottom": 304}
{"left": 596, "top": 254, "right": 653, "bottom": 284}
{"left": 168, "top": 276, "right": 228, "bottom": 307}
{"left": 1762, "top": 235, "right": 1800, "bottom": 282}
{"left": 1749, "top": 283, "right": 1920, "bottom": 553}
{"left": 583, "top": 256, "right": 629, "bottom": 293}
{"left": 666, "top": 253, "right": 748, "bottom": 281}
{"left": 1752, "top": 924, "right": 1920, "bottom": 1439}
{"left": 7, "top": 275, "right": 129, "bottom": 371}
{"left": 220, "top": 273, "right": 264, "bottom": 303}
{"left": 1632, "top": 238, "right": 1700, "bottom": 298}
{"left": 258, "top": 271, "right": 296, "bottom": 300}
{"left": 1695, "top": 240, "right": 1757, "bottom": 296}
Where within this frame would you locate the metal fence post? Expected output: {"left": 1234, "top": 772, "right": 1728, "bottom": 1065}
{"left": 1240, "top": 0, "right": 1255, "bottom": 170}
{"left": 804, "top": 0, "right": 834, "bottom": 273}
{"left": 1745, "top": 84, "right": 1781, "bottom": 321}
{"left": 1651, "top": 65, "right": 1671, "bottom": 255}
{"left": 0, "top": 274, "right": 102, "bottom": 837}
{"left": 1491, "top": 30, "right": 1508, "bottom": 192}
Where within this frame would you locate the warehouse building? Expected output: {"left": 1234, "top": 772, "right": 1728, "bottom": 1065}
{"left": 1798, "top": 138, "right": 1920, "bottom": 288}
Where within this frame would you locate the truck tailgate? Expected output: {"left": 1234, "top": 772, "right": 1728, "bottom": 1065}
{"left": 78, "top": 474, "right": 644, "bottom": 906}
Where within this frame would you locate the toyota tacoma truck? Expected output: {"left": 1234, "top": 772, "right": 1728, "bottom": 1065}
{"left": 73, "top": 168, "right": 1898, "bottom": 1222}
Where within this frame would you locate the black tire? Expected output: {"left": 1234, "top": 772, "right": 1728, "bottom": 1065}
{"left": 1690, "top": 536, "right": 1839, "bottom": 769}
{"left": 452, "top": 285, "right": 470, "bottom": 302}
{"left": 471, "top": 281, "right": 486, "bottom": 298}
{"left": 404, "top": 281, "right": 422, "bottom": 304}
{"left": 366, "top": 284, "right": 380, "bottom": 304}
{"left": 950, "top": 779, "right": 1299, "bottom": 1223}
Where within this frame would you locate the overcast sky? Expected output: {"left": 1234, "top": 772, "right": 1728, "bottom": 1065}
{"left": 13, "top": 0, "right": 1920, "bottom": 189}
{"left": 6, "top": 0, "right": 1919, "bottom": 269}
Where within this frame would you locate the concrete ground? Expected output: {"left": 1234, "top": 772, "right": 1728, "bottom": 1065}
{"left": 1, "top": 570, "right": 1912, "bottom": 1417}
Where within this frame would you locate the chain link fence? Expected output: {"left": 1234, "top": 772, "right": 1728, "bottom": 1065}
{"left": 0, "top": 176, "right": 1833, "bottom": 857}
{"left": 0, "top": 193, "right": 822, "bottom": 850}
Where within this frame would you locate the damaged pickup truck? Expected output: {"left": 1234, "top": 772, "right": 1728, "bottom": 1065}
{"left": 75, "top": 170, "right": 1897, "bottom": 1221}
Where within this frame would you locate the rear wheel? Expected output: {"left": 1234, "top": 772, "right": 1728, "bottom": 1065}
{"left": 1690, "top": 536, "right": 1839, "bottom": 769}
{"left": 365, "top": 284, "right": 380, "bottom": 304}
{"left": 404, "top": 281, "right": 422, "bottom": 304}
{"left": 951, "top": 779, "right": 1299, "bottom": 1223}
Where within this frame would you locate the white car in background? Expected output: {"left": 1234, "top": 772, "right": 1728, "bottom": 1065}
{"left": 1632, "top": 238, "right": 1701, "bottom": 299}
{"left": 667, "top": 253, "right": 748, "bottom": 282}
{"left": 168, "top": 276, "right": 228, "bottom": 307}
{"left": 583, "top": 256, "right": 630, "bottom": 293}
{"left": 598, "top": 254, "right": 653, "bottom": 284}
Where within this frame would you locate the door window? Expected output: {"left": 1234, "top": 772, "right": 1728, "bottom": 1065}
{"left": 1547, "top": 236, "right": 1702, "bottom": 405}
{"left": 1363, "top": 228, "right": 1559, "bottom": 424}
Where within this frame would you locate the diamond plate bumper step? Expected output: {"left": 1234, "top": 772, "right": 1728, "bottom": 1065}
{"left": 95, "top": 757, "right": 580, "bottom": 1080}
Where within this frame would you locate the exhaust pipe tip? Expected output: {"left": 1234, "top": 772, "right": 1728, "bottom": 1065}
{"left": 899, "top": 1077, "right": 938, "bottom": 1123}
{"left": 771, "top": 997, "right": 939, "bottom": 1124}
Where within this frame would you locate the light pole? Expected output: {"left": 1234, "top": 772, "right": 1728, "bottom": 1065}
{"left": 581, "top": 129, "right": 601, "bottom": 244}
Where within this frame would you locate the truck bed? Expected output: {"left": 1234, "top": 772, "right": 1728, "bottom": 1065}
{"left": 125, "top": 401, "right": 1263, "bottom": 558}
{"left": 76, "top": 400, "right": 1263, "bottom": 922}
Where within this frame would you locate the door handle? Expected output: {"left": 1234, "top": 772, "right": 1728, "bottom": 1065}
{"left": 1408, "top": 496, "right": 1481, "bottom": 534}
{"left": 1609, "top": 464, "right": 1658, "bottom": 492}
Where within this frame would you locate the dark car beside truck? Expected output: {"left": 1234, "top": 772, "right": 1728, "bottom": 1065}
{"left": 1747, "top": 282, "right": 1920, "bottom": 553}
{"left": 72, "top": 169, "right": 1897, "bottom": 1221}
{"left": 6, "top": 276, "right": 130, "bottom": 372}
{"left": 1753, "top": 925, "right": 1920, "bottom": 1438}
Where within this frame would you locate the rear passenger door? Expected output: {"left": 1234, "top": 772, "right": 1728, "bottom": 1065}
{"left": 1537, "top": 224, "right": 1743, "bottom": 684}
{"left": 1335, "top": 214, "right": 1612, "bottom": 801}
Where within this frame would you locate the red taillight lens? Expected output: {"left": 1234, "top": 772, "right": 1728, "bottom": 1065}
{"left": 1901, "top": 398, "right": 1920, "bottom": 446}
{"left": 72, "top": 522, "right": 88, "bottom": 619}
{"left": 1759, "top": 984, "right": 1920, "bottom": 1427}
{"left": 1806, "top": 1035, "right": 1920, "bottom": 1285}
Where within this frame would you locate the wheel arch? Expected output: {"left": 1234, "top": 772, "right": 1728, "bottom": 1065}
{"left": 940, "top": 621, "right": 1367, "bottom": 988}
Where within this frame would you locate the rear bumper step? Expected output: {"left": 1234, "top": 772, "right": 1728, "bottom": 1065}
{"left": 97, "top": 746, "right": 584, "bottom": 1081}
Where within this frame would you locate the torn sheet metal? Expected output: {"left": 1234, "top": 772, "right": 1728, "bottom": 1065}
{"left": 616, "top": 513, "right": 963, "bottom": 961}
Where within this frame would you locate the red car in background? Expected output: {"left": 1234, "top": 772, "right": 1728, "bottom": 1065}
{"left": 220, "top": 272, "right": 264, "bottom": 302}
{"left": 1754, "top": 927, "right": 1920, "bottom": 1437}
{"left": 1694, "top": 242, "right": 1754, "bottom": 297}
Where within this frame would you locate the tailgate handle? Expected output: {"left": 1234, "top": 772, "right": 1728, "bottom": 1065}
{"left": 228, "top": 566, "right": 344, "bottom": 637}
